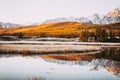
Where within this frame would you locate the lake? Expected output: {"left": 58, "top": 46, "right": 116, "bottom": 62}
{"left": 0, "top": 47, "right": 120, "bottom": 80}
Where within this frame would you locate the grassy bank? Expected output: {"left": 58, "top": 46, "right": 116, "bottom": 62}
{"left": 0, "top": 43, "right": 101, "bottom": 54}
{"left": 0, "top": 41, "right": 120, "bottom": 46}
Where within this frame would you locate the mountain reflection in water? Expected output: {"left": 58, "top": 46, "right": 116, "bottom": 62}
{"left": 0, "top": 47, "right": 119, "bottom": 80}
{"left": 0, "top": 54, "right": 119, "bottom": 80}
{"left": 43, "top": 58, "right": 120, "bottom": 78}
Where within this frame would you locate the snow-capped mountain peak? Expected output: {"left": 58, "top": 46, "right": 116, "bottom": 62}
{"left": 1, "top": 7, "right": 120, "bottom": 28}
{"left": 106, "top": 7, "right": 120, "bottom": 17}
{"left": 43, "top": 7, "right": 120, "bottom": 24}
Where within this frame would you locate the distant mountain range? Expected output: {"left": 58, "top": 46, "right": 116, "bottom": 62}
{"left": 43, "top": 7, "right": 120, "bottom": 24}
{"left": 0, "top": 22, "right": 21, "bottom": 28}
{"left": 0, "top": 7, "right": 120, "bottom": 28}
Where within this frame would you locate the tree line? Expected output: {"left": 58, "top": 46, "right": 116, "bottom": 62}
{"left": 79, "top": 28, "right": 120, "bottom": 42}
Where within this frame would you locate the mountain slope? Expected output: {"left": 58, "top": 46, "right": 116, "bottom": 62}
{"left": 0, "top": 22, "right": 120, "bottom": 38}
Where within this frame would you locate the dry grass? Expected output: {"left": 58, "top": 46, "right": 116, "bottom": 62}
{"left": 0, "top": 22, "right": 120, "bottom": 37}
{"left": 0, "top": 41, "right": 120, "bottom": 46}
{"left": 0, "top": 44, "right": 101, "bottom": 54}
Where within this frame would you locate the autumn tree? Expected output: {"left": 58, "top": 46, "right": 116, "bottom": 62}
{"left": 95, "top": 28, "right": 102, "bottom": 41}
{"left": 94, "top": 28, "right": 109, "bottom": 41}
{"left": 13, "top": 32, "right": 23, "bottom": 38}
{"left": 39, "top": 32, "right": 47, "bottom": 37}
{"left": 80, "top": 31, "right": 89, "bottom": 41}
{"left": 101, "top": 29, "right": 107, "bottom": 41}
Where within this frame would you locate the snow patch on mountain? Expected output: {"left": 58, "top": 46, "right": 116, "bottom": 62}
{"left": 43, "top": 7, "right": 120, "bottom": 24}
{"left": 1, "top": 7, "right": 120, "bottom": 28}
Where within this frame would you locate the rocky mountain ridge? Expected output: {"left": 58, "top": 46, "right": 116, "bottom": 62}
{"left": 44, "top": 7, "right": 120, "bottom": 24}
{"left": 0, "top": 7, "right": 120, "bottom": 28}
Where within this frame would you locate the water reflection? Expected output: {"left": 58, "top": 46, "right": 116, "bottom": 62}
{"left": 43, "top": 58, "right": 120, "bottom": 78}
{"left": 94, "top": 47, "right": 120, "bottom": 61}
{"left": 0, "top": 55, "right": 119, "bottom": 80}
{"left": 42, "top": 47, "right": 120, "bottom": 61}
{"left": 0, "top": 47, "right": 119, "bottom": 80}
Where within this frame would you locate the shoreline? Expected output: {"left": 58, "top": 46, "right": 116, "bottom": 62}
{"left": 0, "top": 41, "right": 120, "bottom": 46}
{"left": 0, "top": 43, "right": 101, "bottom": 54}
{"left": 0, "top": 41, "right": 120, "bottom": 55}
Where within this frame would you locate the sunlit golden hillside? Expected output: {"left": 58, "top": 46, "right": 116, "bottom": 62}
{"left": 0, "top": 22, "right": 120, "bottom": 38}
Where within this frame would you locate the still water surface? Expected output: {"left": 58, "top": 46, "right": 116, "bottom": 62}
{"left": 0, "top": 47, "right": 120, "bottom": 80}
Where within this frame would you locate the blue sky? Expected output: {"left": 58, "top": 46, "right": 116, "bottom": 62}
{"left": 0, "top": 0, "right": 120, "bottom": 23}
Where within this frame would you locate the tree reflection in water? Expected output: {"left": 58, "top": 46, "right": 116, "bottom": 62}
{"left": 0, "top": 47, "right": 119, "bottom": 80}
{"left": 41, "top": 47, "right": 120, "bottom": 78}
